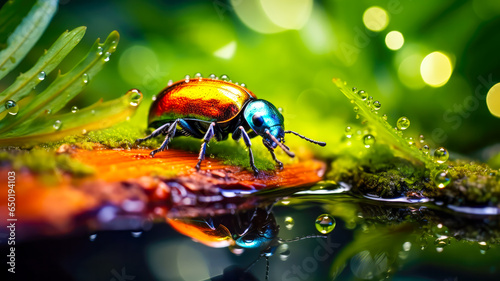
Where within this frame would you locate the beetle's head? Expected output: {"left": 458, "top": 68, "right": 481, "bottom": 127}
{"left": 244, "top": 100, "right": 286, "bottom": 149}
{"left": 233, "top": 209, "right": 279, "bottom": 249}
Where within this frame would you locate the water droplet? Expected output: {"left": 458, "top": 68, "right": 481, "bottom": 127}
{"left": 53, "top": 120, "right": 62, "bottom": 130}
{"left": 152, "top": 95, "right": 157, "bottom": 101}
{"left": 315, "top": 214, "right": 336, "bottom": 234}
{"left": 71, "top": 106, "right": 78, "bottom": 113}
{"left": 358, "top": 90, "right": 367, "bottom": 100}
{"left": 194, "top": 72, "right": 202, "bottom": 80}
{"left": 478, "top": 241, "right": 489, "bottom": 251}
{"left": 403, "top": 242, "right": 412, "bottom": 251}
{"left": 355, "top": 114, "right": 360, "bottom": 119}
{"left": 185, "top": 75, "right": 190, "bottom": 83}
{"left": 103, "top": 52, "right": 111, "bottom": 62}
{"left": 97, "top": 46, "right": 103, "bottom": 55}
{"left": 422, "top": 144, "right": 430, "bottom": 155}
{"left": 280, "top": 249, "right": 291, "bottom": 261}
{"left": 240, "top": 83, "right": 246, "bottom": 88}
{"left": 419, "top": 134, "right": 425, "bottom": 144}
{"left": 128, "top": 89, "right": 143, "bottom": 106}
{"left": 407, "top": 137, "right": 415, "bottom": 146}
{"left": 382, "top": 114, "right": 388, "bottom": 121}
{"left": 209, "top": 154, "right": 214, "bottom": 159}
{"left": 434, "top": 147, "right": 449, "bottom": 163}
{"left": 38, "top": 71, "right": 46, "bottom": 81}
{"left": 4, "top": 100, "right": 18, "bottom": 115}
{"left": 436, "top": 247, "right": 444, "bottom": 253}
{"left": 278, "top": 107, "right": 283, "bottom": 113}
{"left": 82, "top": 73, "right": 89, "bottom": 84}
{"left": 352, "top": 87, "right": 358, "bottom": 93}
{"left": 345, "top": 126, "right": 352, "bottom": 138}
{"left": 434, "top": 238, "right": 448, "bottom": 247}
{"left": 284, "top": 216, "right": 295, "bottom": 230}
{"left": 82, "top": 129, "right": 87, "bottom": 134}
{"left": 353, "top": 106, "right": 359, "bottom": 113}
{"left": 373, "top": 100, "right": 381, "bottom": 110}
{"left": 397, "top": 116, "right": 410, "bottom": 130}
{"left": 209, "top": 73, "right": 216, "bottom": 79}
{"left": 91, "top": 109, "right": 95, "bottom": 115}
{"left": 363, "top": 134, "right": 375, "bottom": 148}
{"left": 167, "top": 80, "right": 173, "bottom": 86}
{"left": 131, "top": 231, "right": 142, "bottom": 238}
{"left": 435, "top": 171, "right": 450, "bottom": 189}
{"left": 221, "top": 74, "right": 230, "bottom": 81}
{"left": 89, "top": 234, "right": 97, "bottom": 241}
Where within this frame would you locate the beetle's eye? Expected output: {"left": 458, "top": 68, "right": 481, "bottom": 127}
{"left": 252, "top": 113, "right": 264, "bottom": 127}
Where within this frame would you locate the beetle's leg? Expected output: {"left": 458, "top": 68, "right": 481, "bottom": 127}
{"left": 195, "top": 122, "right": 215, "bottom": 170}
{"left": 136, "top": 122, "right": 171, "bottom": 143}
{"left": 263, "top": 140, "right": 283, "bottom": 169}
{"left": 150, "top": 119, "right": 179, "bottom": 157}
{"left": 234, "top": 126, "right": 259, "bottom": 175}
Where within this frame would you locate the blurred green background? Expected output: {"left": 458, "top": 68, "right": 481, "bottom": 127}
{"left": 5, "top": 0, "right": 500, "bottom": 155}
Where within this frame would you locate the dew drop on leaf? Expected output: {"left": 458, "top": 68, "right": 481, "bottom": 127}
{"left": 128, "top": 89, "right": 143, "bottom": 106}
{"left": 38, "top": 71, "right": 46, "bottom": 81}
{"left": 363, "top": 134, "right": 375, "bottom": 148}
{"left": 434, "top": 147, "right": 449, "bottom": 163}
{"left": 373, "top": 100, "right": 381, "bottom": 110}
{"left": 435, "top": 171, "right": 450, "bottom": 188}
{"left": 221, "top": 74, "right": 230, "bottom": 82}
{"left": 82, "top": 73, "right": 89, "bottom": 84}
{"left": 358, "top": 90, "right": 367, "bottom": 100}
{"left": 53, "top": 120, "right": 62, "bottom": 130}
{"left": 103, "top": 52, "right": 111, "bottom": 62}
{"left": 4, "top": 100, "right": 18, "bottom": 115}
{"left": 71, "top": 106, "right": 78, "bottom": 113}
{"left": 397, "top": 116, "right": 410, "bottom": 130}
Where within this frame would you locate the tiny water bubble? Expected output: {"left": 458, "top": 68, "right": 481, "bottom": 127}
{"left": 406, "top": 137, "right": 415, "bottom": 146}
{"left": 240, "top": 83, "right": 246, "bottom": 88}
{"left": 352, "top": 87, "right": 358, "bottom": 93}
{"left": 373, "top": 100, "right": 381, "bottom": 110}
{"left": 97, "top": 46, "right": 103, "bottom": 55}
{"left": 221, "top": 74, "right": 229, "bottom": 81}
{"left": 194, "top": 72, "right": 202, "bottom": 80}
{"left": 315, "top": 214, "right": 336, "bottom": 234}
{"left": 478, "top": 241, "right": 489, "bottom": 251}
{"left": 422, "top": 144, "right": 430, "bottom": 155}
{"left": 382, "top": 114, "right": 388, "bottom": 121}
{"left": 53, "top": 120, "right": 62, "bottom": 130}
{"left": 71, "top": 106, "right": 78, "bottom": 113}
{"left": 278, "top": 107, "right": 283, "bottom": 113}
{"left": 403, "top": 242, "right": 412, "bottom": 252}
{"left": 209, "top": 154, "right": 214, "bottom": 159}
{"left": 434, "top": 147, "right": 449, "bottom": 163}
{"left": 103, "top": 52, "right": 111, "bottom": 62}
{"left": 209, "top": 73, "right": 216, "bottom": 79}
{"left": 358, "top": 90, "right": 367, "bottom": 100}
{"left": 4, "top": 100, "right": 18, "bottom": 115}
{"left": 131, "top": 231, "right": 143, "bottom": 238}
{"left": 397, "top": 116, "right": 410, "bottom": 130}
{"left": 152, "top": 95, "right": 157, "bottom": 101}
{"left": 353, "top": 106, "right": 359, "bottom": 113}
{"left": 363, "top": 134, "right": 375, "bottom": 148}
{"left": 435, "top": 171, "right": 450, "bottom": 189}
{"left": 280, "top": 249, "right": 291, "bottom": 261}
{"left": 355, "top": 114, "right": 360, "bottom": 119}
{"left": 38, "top": 71, "right": 46, "bottom": 81}
{"left": 419, "top": 134, "right": 425, "bottom": 144}
{"left": 184, "top": 74, "right": 190, "bottom": 83}
{"left": 82, "top": 73, "right": 89, "bottom": 84}
{"left": 89, "top": 233, "right": 97, "bottom": 242}
{"left": 284, "top": 216, "right": 295, "bottom": 230}
{"left": 128, "top": 89, "right": 143, "bottom": 106}
{"left": 167, "top": 79, "right": 173, "bottom": 86}
{"left": 345, "top": 126, "right": 352, "bottom": 138}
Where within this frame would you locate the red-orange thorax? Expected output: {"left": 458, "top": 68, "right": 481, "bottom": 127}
{"left": 148, "top": 78, "right": 257, "bottom": 128}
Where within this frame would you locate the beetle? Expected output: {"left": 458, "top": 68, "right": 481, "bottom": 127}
{"left": 136, "top": 75, "right": 326, "bottom": 174}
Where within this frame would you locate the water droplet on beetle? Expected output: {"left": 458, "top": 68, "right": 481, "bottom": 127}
{"left": 194, "top": 72, "right": 202, "bottom": 80}
{"left": 4, "top": 100, "right": 18, "bottom": 115}
{"left": 221, "top": 74, "right": 229, "bottom": 81}
{"left": 363, "top": 134, "right": 375, "bottom": 148}
{"left": 97, "top": 46, "right": 103, "bottom": 55}
{"left": 152, "top": 95, "right": 157, "bottom": 101}
{"left": 435, "top": 171, "right": 450, "bottom": 188}
{"left": 434, "top": 147, "right": 449, "bottom": 163}
{"left": 82, "top": 73, "right": 89, "bottom": 84}
{"left": 53, "top": 120, "right": 62, "bottom": 130}
{"left": 128, "top": 89, "right": 143, "bottom": 106}
{"left": 71, "top": 106, "right": 78, "bottom": 113}
{"left": 167, "top": 79, "right": 173, "bottom": 86}
{"left": 38, "top": 71, "right": 46, "bottom": 81}
{"left": 315, "top": 214, "right": 336, "bottom": 234}
{"left": 284, "top": 216, "right": 295, "bottom": 230}
{"left": 184, "top": 75, "right": 190, "bottom": 83}
{"left": 358, "top": 90, "right": 367, "bottom": 100}
{"left": 89, "top": 234, "right": 97, "bottom": 241}
{"left": 397, "top": 116, "right": 410, "bottom": 130}
{"left": 373, "top": 100, "right": 381, "bottom": 110}
{"left": 209, "top": 73, "right": 216, "bottom": 79}
{"left": 103, "top": 52, "right": 111, "bottom": 62}
{"left": 278, "top": 107, "right": 283, "bottom": 113}
{"left": 345, "top": 126, "right": 352, "bottom": 138}
{"left": 240, "top": 83, "right": 246, "bottom": 88}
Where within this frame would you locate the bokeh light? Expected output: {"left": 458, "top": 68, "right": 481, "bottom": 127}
{"left": 420, "top": 52, "right": 453, "bottom": 87}
{"left": 231, "top": 0, "right": 285, "bottom": 33}
{"left": 487, "top": 83, "right": 500, "bottom": 118}
{"left": 398, "top": 53, "right": 425, "bottom": 89}
{"left": 261, "top": 0, "right": 313, "bottom": 30}
{"left": 385, "top": 31, "right": 404, "bottom": 50}
{"left": 363, "top": 6, "right": 389, "bottom": 32}
{"left": 213, "top": 41, "right": 237, "bottom": 59}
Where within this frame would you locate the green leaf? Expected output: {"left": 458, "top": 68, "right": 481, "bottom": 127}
{"left": 333, "top": 78, "right": 437, "bottom": 168}
{"left": 0, "top": 0, "right": 37, "bottom": 48}
{"left": 0, "top": 27, "right": 86, "bottom": 112}
{"left": 0, "top": 0, "right": 58, "bottom": 80}
{"left": 0, "top": 89, "right": 143, "bottom": 145}
{"left": 0, "top": 31, "right": 120, "bottom": 135}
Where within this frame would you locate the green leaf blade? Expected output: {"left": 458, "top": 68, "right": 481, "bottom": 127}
{"left": 0, "top": 26, "right": 86, "bottom": 112}
{"left": 0, "top": 0, "right": 58, "bottom": 80}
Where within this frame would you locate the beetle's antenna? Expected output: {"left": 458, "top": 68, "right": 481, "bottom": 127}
{"left": 244, "top": 253, "right": 270, "bottom": 280}
{"left": 265, "top": 130, "right": 295, "bottom": 158}
{"left": 285, "top": 130, "right": 326, "bottom": 146}
{"left": 278, "top": 234, "right": 328, "bottom": 243}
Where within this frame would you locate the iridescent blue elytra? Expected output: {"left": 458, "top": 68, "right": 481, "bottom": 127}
{"left": 137, "top": 74, "right": 326, "bottom": 174}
